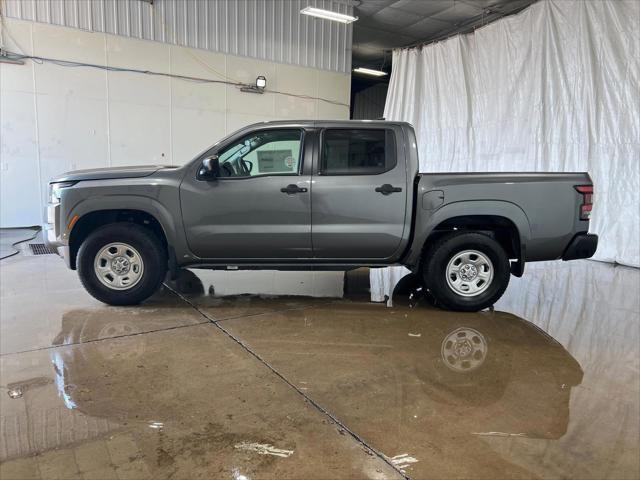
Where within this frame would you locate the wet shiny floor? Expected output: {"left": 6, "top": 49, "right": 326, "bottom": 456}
{"left": 0, "top": 253, "right": 638, "bottom": 479}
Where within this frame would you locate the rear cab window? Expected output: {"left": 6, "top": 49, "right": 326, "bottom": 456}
{"left": 320, "top": 129, "right": 397, "bottom": 175}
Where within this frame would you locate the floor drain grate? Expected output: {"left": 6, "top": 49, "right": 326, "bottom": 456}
{"left": 29, "top": 243, "right": 56, "bottom": 255}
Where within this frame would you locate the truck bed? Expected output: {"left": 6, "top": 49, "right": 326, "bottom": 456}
{"left": 415, "top": 172, "right": 592, "bottom": 262}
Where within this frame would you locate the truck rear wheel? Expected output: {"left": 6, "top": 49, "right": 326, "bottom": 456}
{"left": 422, "top": 232, "right": 510, "bottom": 312}
{"left": 77, "top": 223, "right": 167, "bottom": 305}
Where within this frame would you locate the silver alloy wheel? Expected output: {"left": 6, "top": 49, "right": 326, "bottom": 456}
{"left": 94, "top": 242, "right": 144, "bottom": 290}
{"left": 445, "top": 249, "right": 494, "bottom": 297}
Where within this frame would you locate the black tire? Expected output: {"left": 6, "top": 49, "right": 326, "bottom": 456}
{"left": 77, "top": 223, "right": 167, "bottom": 305}
{"left": 422, "top": 232, "right": 510, "bottom": 312}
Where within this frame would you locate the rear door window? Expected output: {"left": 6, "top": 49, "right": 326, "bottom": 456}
{"left": 320, "top": 129, "right": 396, "bottom": 175}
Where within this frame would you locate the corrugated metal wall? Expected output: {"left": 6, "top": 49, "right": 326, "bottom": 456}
{"left": 2, "top": 0, "right": 353, "bottom": 73}
{"left": 351, "top": 83, "right": 388, "bottom": 119}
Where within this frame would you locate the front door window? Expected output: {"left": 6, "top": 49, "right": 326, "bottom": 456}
{"left": 218, "top": 129, "right": 303, "bottom": 178}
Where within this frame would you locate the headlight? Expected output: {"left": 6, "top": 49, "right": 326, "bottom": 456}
{"left": 49, "top": 181, "right": 76, "bottom": 204}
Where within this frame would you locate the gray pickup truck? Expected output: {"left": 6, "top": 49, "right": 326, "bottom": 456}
{"left": 44, "top": 121, "right": 597, "bottom": 311}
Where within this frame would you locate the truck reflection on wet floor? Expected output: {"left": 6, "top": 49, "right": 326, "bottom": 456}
{"left": 46, "top": 268, "right": 583, "bottom": 478}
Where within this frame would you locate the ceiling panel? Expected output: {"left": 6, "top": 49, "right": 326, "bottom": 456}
{"left": 369, "top": 7, "right": 423, "bottom": 28}
{"left": 401, "top": 17, "right": 451, "bottom": 39}
{"left": 391, "top": 0, "right": 458, "bottom": 17}
{"left": 352, "top": 0, "right": 538, "bottom": 68}
{"left": 354, "top": 0, "right": 396, "bottom": 16}
{"left": 429, "top": 2, "right": 485, "bottom": 24}
{"left": 354, "top": 27, "right": 417, "bottom": 49}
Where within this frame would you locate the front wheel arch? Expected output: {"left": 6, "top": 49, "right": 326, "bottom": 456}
{"left": 69, "top": 210, "right": 168, "bottom": 270}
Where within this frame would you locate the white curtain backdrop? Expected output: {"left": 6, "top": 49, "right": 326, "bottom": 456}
{"left": 371, "top": 0, "right": 640, "bottom": 302}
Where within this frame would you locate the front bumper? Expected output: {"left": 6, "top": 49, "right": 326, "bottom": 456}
{"left": 562, "top": 233, "right": 598, "bottom": 261}
{"left": 43, "top": 202, "right": 72, "bottom": 268}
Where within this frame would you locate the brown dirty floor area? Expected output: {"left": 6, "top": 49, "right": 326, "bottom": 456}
{"left": 0, "top": 251, "right": 638, "bottom": 479}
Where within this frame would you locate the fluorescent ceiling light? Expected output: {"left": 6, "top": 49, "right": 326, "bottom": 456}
{"left": 353, "top": 67, "right": 388, "bottom": 77}
{"left": 300, "top": 6, "right": 358, "bottom": 24}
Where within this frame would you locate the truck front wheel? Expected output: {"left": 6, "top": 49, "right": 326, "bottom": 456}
{"left": 422, "top": 232, "right": 510, "bottom": 312}
{"left": 77, "top": 223, "right": 167, "bottom": 305}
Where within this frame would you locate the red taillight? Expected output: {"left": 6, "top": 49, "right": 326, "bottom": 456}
{"left": 575, "top": 185, "right": 593, "bottom": 220}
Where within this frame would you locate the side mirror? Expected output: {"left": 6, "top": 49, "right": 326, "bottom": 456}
{"left": 199, "top": 155, "right": 219, "bottom": 180}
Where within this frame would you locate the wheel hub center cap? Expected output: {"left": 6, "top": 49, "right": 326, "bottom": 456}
{"left": 459, "top": 263, "right": 478, "bottom": 281}
{"left": 454, "top": 340, "right": 474, "bottom": 359}
{"left": 111, "top": 256, "right": 130, "bottom": 275}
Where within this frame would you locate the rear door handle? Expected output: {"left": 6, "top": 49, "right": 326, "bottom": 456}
{"left": 375, "top": 184, "right": 402, "bottom": 195}
{"left": 281, "top": 184, "right": 308, "bottom": 194}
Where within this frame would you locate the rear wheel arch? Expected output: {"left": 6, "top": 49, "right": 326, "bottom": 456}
{"left": 406, "top": 201, "right": 532, "bottom": 273}
{"left": 69, "top": 209, "right": 169, "bottom": 269}
{"left": 424, "top": 215, "right": 522, "bottom": 260}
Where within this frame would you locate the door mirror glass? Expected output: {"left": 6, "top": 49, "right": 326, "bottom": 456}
{"left": 198, "top": 155, "right": 219, "bottom": 180}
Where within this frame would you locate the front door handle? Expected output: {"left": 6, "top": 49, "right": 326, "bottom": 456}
{"left": 281, "top": 184, "right": 308, "bottom": 194}
{"left": 375, "top": 184, "right": 402, "bottom": 195}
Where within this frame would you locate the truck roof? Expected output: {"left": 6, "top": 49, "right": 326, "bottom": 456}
{"left": 242, "top": 119, "right": 413, "bottom": 128}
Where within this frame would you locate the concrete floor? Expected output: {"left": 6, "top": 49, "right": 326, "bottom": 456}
{"left": 0, "top": 229, "right": 38, "bottom": 260}
{"left": 0, "top": 248, "right": 638, "bottom": 479}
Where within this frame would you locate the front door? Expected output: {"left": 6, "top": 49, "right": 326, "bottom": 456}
{"left": 311, "top": 127, "right": 408, "bottom": 260}
{"left": 180, "top": 128, "right": 311, "bottom": 260}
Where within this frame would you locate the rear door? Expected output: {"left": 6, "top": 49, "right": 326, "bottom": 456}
{"left": 311, "top": 126, "right": 408, "bottom": 260}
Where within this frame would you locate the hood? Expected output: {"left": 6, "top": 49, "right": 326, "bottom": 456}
{"left": 50, "top": 165, "right": 176, "bottom": 183}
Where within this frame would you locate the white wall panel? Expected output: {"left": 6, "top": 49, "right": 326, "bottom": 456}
{"left": 109, "top": 101, "right": 172, "bottom": 167}
{"left": 3, "top": 0, "right": 353, "bottom": 73}
{"left": 0, "top": 18, "right": 350, "bottom": 227}
{"left": 35, "top": 94, "right": 110, "bottom": 206}
{"left": 0, "top": 20, "right": 34, "bottom": 93}
{"left": 317, "top": 69, "right": 351, "bottom": 106}
{"left": 225, "top": 112, "right": 274, "bottom": 135}
{"left": 0, "top": 19, "right": 39, "bottom": 227}
{"left": 171, "top": 107, "right": 226, "bottom": 164}
{"left": 35, "top": 94, "right": 109, "bottom": 171}
{"left": 169, "top": 45, "right": 227, "bottom": 111}
{"left": 31, "top": 21, "right": 106, "bottom": 63}
{"left": 0, "top": 91, "right": 40, "bottom": 227}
